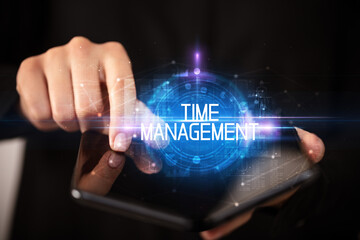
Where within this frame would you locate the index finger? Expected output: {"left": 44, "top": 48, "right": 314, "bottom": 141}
{"left": 102, "top": 42, "right": 136, "bottom": 152}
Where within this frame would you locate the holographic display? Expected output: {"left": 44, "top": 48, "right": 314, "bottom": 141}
{"left": 136, "top": 65, "right": 278, "bottom": 176}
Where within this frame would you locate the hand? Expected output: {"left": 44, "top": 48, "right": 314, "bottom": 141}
{"left": 16, "top": 36, "right": 137, "bottom": 152}
{"left": 200, "top": 127, "right": 325, "bottom": 240}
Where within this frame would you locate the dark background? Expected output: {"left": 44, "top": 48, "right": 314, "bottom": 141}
{"left": 0, "top": 0, "right": 359, "bottom": 239}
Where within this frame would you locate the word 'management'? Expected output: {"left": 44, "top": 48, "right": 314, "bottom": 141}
{"left": 141, "top": 104, "right": 259, "bottom": 141}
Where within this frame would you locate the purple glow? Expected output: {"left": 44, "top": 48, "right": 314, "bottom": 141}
{"left": 260, "top": 124, "right": 275, "bottom": 131}
{"left": 194, "top": 68, "right": 201, "bottom": 75}
{"left": 195, "top": 52, "right": 200, "bottom": 67}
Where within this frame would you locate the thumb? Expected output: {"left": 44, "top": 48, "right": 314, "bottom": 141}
{"left": 295, "top": 127, "right": 325, "bottom": 163}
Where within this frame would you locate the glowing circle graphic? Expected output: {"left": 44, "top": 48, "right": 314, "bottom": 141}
{"left": 145, "top": 72, "right": 253, "bottom": 174}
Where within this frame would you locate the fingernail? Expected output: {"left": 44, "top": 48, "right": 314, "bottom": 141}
{"left": 113, "top": 133, "right": 127, "bottom": 152}
{"left": 108, "top": 152, "right": 123, "bottom": 169}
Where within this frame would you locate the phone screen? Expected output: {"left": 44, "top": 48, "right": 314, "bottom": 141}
{"left": 71, "top": 126, "right": 317, "bottom": 231}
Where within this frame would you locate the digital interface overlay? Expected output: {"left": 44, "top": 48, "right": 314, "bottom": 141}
{"left": 134, "top": 55, "right": 282, "bottom": 177}
{"left": 72, "top": 53, "right": 326, "bottom": 216}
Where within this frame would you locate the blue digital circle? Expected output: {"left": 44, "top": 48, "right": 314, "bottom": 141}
{"left": 145, "top": 71, "right": 253, "bottom": 174}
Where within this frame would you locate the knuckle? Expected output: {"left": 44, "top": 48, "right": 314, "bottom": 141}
{"left": 52, "top": 106, "right": 76, "bottom": 125}
{"left": 32, "top": 122, "right": 47, "bottom": 131}
{"left": 44, "top": 46, "right": 63, "bottom": 60}
{"left": 69, "top": 36, "right": 90, "bottom": 46}
{"left": 125, "top": 76, "right": 135, "bottom": 85}
{"left": 125, "top": 78, "right": 136, "bottom": 92}
{"left": 75, "top": 96, "right": 104, "bottom": 119}
{"left": 104, "top": 41, "right": 126, "bottom": 54}
{"left": 94, "top": 102, "right": 105, "bottom": 115}
{"left": 76, "top": 106, "right": 103, "bottom": 120}
{"left": 30, "top": 106, "right": 52, "bottom": 122}
{"left": 67, "top": 36, "right": 93, "bottom": 55}
{"left": 75, "top": 108, "right": 92, "bottom": 119}
{"left": 16, "top": 57, "right": 40, "bottom": 93}
{"left": 32, "top": 121, "right": 52, "bottom": 132}
{"left": 18, "top": 57, "right": 39, "bottom": 77}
